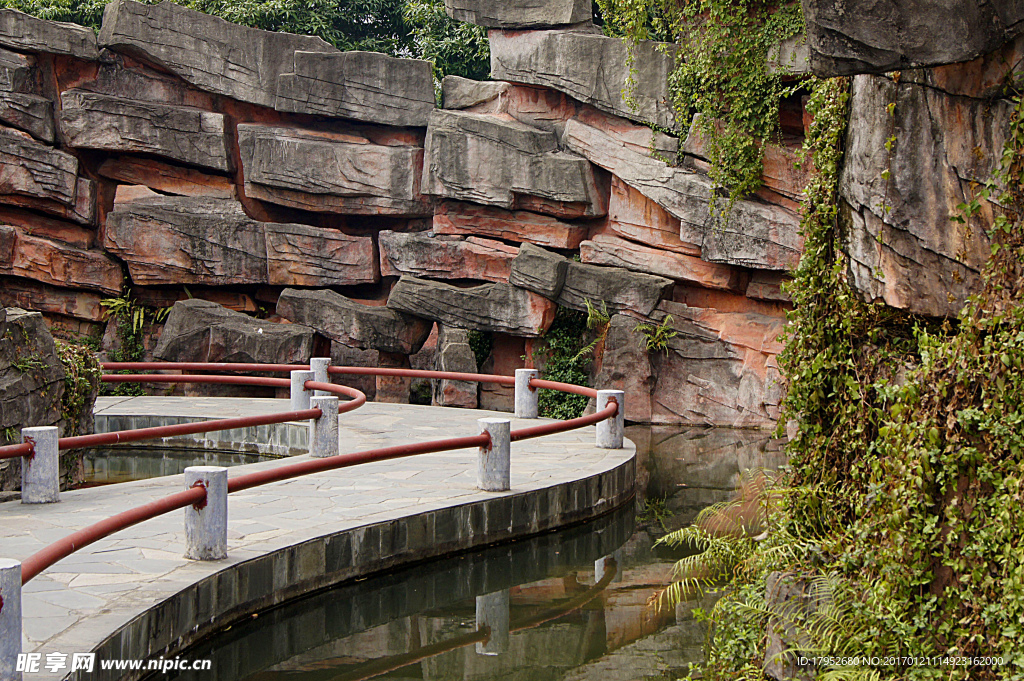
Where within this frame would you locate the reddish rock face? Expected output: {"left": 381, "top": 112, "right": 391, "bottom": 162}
{"left": 479, "top": 333, "right": 525, "bottom": 412}
{"left": 0, "top": 276, "right": 105, "bottom": 321}
{"left": 581, "top": 234, "right": 744, "bottom": 291}
{"left": 0, "top": 225, "right": 122, "bottom": 295}
{"left": 379, "top": 230, "right": 517, "bottom": 282}
{"left": 265, "top": 223, "right": 378, "bottom": 287}
{"left": 432, "top": 200, "right": 587, "bottom": 249}
{"left": 590, "top": 315, "right": 655, "bottom": 422}
{"left": 98, "top": 156, "right": 236, "bottom": 199}
{"left": 0, "top": 207, "right": 94, "bottom": 249}
{"left": 601, "top": 177, "right": 699, "bottom": 256}
{"left": 375, "top": 350, "right": 411, "bottom": 403}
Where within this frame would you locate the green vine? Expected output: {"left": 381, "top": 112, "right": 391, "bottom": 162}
{"left": 54, "top": 339, "right": 100, "bottom": 437}
{"left": 534, "top": 307, "right": 593, "bottom": 420}
{"left": 100, "top": 291, "right": 167, "bottom": 397}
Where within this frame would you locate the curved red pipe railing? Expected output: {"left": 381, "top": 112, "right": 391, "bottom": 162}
{"left": 12, "top": 363, "right": 618, "bottom": 586}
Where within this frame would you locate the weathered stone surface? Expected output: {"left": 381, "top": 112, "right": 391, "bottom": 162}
{"left": 590, "top": 315, "right": 655, "bottom": 422}
{"left": 701, "top": 201, "right": 802, "bottom": 271}
{"left": 59, "top": 90, "right": 229, "bottom": 171}
{"left": 0, "top": 127, "right": 78, "bottom": 208}
{"left": 0, "top": 207, "right": 93, "bottom": 249}
{"left": 746, "top": 271, "right": 791, "bottom": 303}
{"left": 767, "top": 35, "right": 810, "bottom": 75}
{"left": 422, "top": 109, "right": 605, "bottom": 218}
{"left": 330, "top": 341, "right": 377, "bottom": 401}
{"left": 387, "top": 276, "right": 557, "bottom": 337}
{"left": 558, "top": 261, "right": 673, "bottom": 318}
{"left": 98, "top": 0, "right": 336, "bottom": 108}
{"left": 0, "top": 93, "right": 54, "bottom": 142}
{"left": 155, "top": 299, "right": 321, "bottom": 364}
{"left": 277, "top": 288, "right": 432, "bottom": 355}
{"left": 98, "top": 156, "right": 236, "bottom": 199}
{"left": 0, "top": 307, "right": 66, "bottom": 490}
{"left": 804, "top": 0, "right": 1024, "bottom": 76}
{"left": 379, "top": 230, "right": 516, "bottom": 282}
{"left": 265, "top": 223, "right": 377, "bottom": 287}
{"left": 375, "top": 350, "right": 412, "bottom": 404}
{"left": 446, "top": 0, "right": 592, "bottom": 28}
{"left": 490, "top": 29, "right": 676, "bottom": 129}
{"left": 432, "top": 200, "right": 587, "bottom": 249}
{"left": 0, "top": 225, "right": 121, "bottom": 295}
{"left": 582, "top": 234, "right": 743, "bottom": 291}
{"left": 841, "top": 73, "right": 1007, "bottom": 316}
{"left": 0, "top": 277, "right": 104, "bottom": 322}
{"left": 275, "top": 50, "right": 435, "bottom": 126}
{"left": 601, "top": 177, "right": 697, "bottom": 256}
{"left": 238, "top": 124, "right": 431, "bottom": 216}
{"left": 0, "top": 9, "right": 99, "bottom": 59}
{"left": 649, "top": 301, "right": 784, "bottom": 428}
{"left": 508, "top": 242, "right": 568, "bottom": 300}
{"left": 103, "top": 194, "right": 267, "bottom": 286}
{"left": 442, "top": 75, "right": 512, "bottom": 110}
{"left": 902, "top": 34, "right": 1024, "bottom": 99}
{"left": 432, "top": 325, "right": 478, "bottom": 408}
{"left": 0, "top": 48, "right": 36, "bottom": 93}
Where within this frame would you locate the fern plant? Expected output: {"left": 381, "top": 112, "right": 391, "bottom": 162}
{"left": 634, "top": 314, "right": 678, "bottom": 354}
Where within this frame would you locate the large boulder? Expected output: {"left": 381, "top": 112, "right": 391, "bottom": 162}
{"left": 0, "top": 48, "right": 53, "bottom": 142}
{"left": 387, "top": 275, "right": 557, "bottom": 337}
{"left": 0, "top": 127, "right": 79, "bottom": 210}
{"left": 104, "top": 193, "right": 267, "bottom": 286}
{"left": 0, "top": 9, "right": 99, "bottom": 59}
{"left": 804, "top": 0, "right": 1024, "bottom": 76}
{"left": 0, "top": 308, "right": 66, "bottom": 490}
{"left": 237, "top": 124, "right": 431, "bottom": 216}
{"left": 581, "top": 235, "right": 743, "bottom": 291}
{"left": 445, "top": 0, "right": 592, "bottom": 28}
{"left": 441, "top": 75, "right": 512, "bottom": 110}
{"left": 0, "top": 277, "right": 105, "bottom": 323}
{"left": 98, "top": 0, "right": 336, "bottom": 109}
{"left": 648, "top": 302, "right": 785, "bottom": 428}
{"left": 558, "top": 261, "right": 673, "bottom": 318}
{"left": 601, "top": 177, "right": 699, "bottom": 256}
{"left": 509, "top": 242, "right": 568, "bottom": 300}
{"left": 432, "top": 324, "right": 478, "bottom": 408}
{"left": 276, "top": 288, "right": 432, "bottom": 355}
{"left": 59, "top": 90, "right": 229, "bottom": 172}
{"left": 422, "top": 109, "right": 605, "bottom": 218}
{"left": 154, "top": 299, "right": 322, "bottom": 363}
{"left": 432, "top": 200, "right": 587, "bottom": 249}
{"left": 275, "top": 51, "right": 436, "bottom": 126}
{"left": 379, "top": 230, "right": 517, "bottom": 282}
{"left": 98, "top": 156, "right": 236, "bottom": 199}
{"left": 0, "top": 225, "right": 122, "bottom": 295}
{"left": 840, "top": 73, "right": 1008, "bottom": 316}
{"left": 490, "top": 29, "right": 677, "bottom": 129}
{"left": 264, "top": 223, "right": 378, "bottom": 287}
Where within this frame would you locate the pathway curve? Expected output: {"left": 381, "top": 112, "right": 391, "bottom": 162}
{"left": 0, "top": 397, "right": 635, "bottom": 681}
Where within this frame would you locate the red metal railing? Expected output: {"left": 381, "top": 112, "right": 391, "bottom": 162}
{"left": 5, "top": 362, "right": 616, "bottom": 586}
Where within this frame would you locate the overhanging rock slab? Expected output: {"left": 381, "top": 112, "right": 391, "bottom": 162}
{"left": 445, "top": 0, "right": 593, "bottom": 28}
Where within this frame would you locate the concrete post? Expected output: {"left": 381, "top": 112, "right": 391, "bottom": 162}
{"left": 184, "top": 467, "right": 227, "bottom": 561}
{"left": 514, "top": 369, "right": 539, "bottom": 419}
{"left": 475, "top": 589, "right": 510, "bottom": 656}
{"left": 309, "top": 396, "right": 339, "bottom": 458}
{"left": 477, "top": 418, "right": 510, "bottom": 492}
{"left": 20, "top": 426, "right": 59, "bottom": 504}
{"left": 0, "top": 559, "right": 21, "bottom": 681}
{"left": 310, "top": 357, "right": 331, "bottom": 396}
{"left": 290, "top": 370, "right": 315, "bottom": 411}
{"left": 595, "top": 390, "right": 625, "bottom": 449}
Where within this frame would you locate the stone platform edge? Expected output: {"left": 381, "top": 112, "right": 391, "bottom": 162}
{"left": 80, "top": 451, "right": 636, "bottom": 681}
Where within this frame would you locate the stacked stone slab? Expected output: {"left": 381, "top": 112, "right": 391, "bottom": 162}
{"left": 0, "top": 0, "right": 834, "bottom": 426}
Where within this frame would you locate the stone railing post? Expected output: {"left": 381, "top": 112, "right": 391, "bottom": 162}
{"left": 20, "top": 426, "right": 59, "bottom": 504}
{"left": 475, "top": 589, "right": 510, "bottom": 656}
{"left": 0, "top": 559, "right": 21, "bottom": 681}
{"left": 184, "top": 466, "right": 227, "bottom": 561}
{"left": 514, "top": 369, "right": 539, "bottom": 419}
{"left": 595, "top": 390, "right": 625, "bottom": 449}
{"left": 309, "top": 357, "right": 331, "bottom": 396}
{"left": 477, "top": 418, "right": 510, "bottom": 492}
{"left": 290, "top": 370, "right": 315, "bottom": 410}
{"left": 309, "top": 396, "right": 339, "bottom": 458}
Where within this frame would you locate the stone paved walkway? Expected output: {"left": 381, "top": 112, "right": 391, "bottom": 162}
{"left": 0, "top": 397, "right": 634, "bottom": 680}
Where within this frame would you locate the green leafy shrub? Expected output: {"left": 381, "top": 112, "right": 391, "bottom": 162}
{"left": 535, "top": 307, "right": 592, "bottom": 420}
{"left": 54, "top": 339, "right": 100, "bottom": 437}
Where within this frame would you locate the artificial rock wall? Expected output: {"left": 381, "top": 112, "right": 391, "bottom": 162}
{"left": 1, "top": 0, "right": 817, "bottom": 428}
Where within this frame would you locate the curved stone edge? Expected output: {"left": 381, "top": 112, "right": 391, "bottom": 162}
{"left": 94, "top": 413, "right": 308, "bottom": 456}
{"left": 76, "top": 445, "right": 635, "bottom": 681}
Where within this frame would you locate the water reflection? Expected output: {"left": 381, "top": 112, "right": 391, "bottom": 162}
{"left": 155, "top": 426, "right": 783, "bottom": 681}
{"left": 81, "top": 447, "right": 275, "bottom": 485}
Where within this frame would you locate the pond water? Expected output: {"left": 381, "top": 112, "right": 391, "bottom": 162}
{"left": 151, "top": 425, "right": 786, "bottom": 681}
{"left": 80, "top": 447, "right": 277, "bottom": 486}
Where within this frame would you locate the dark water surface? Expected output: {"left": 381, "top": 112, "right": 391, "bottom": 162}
{"left": 81, "top": 447, "right": 276, "bottom": 486}
{"left": 149, "top": 426, "right": 785, "bottom": 681}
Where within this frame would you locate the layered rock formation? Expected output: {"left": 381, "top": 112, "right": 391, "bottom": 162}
{"left": 1, "top": 0, "right": 839, "bottom": 427}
